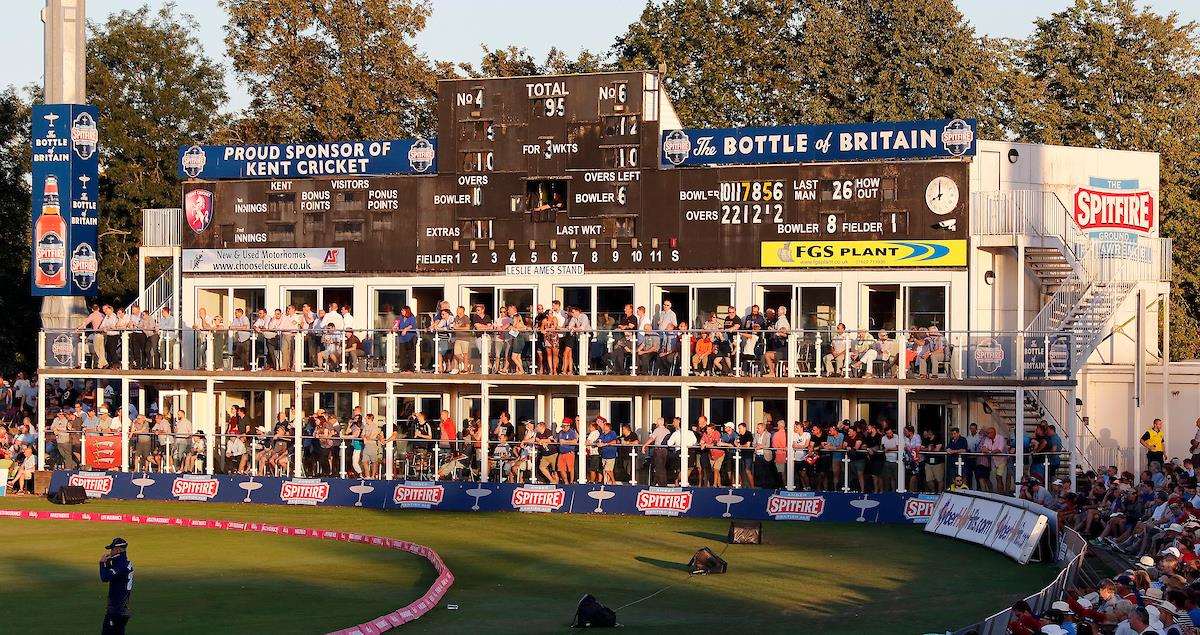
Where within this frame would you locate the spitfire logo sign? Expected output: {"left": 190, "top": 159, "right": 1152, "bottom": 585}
{"left": 766, "top": 491, "right": 826, "bottom": 521}
{"left": 70, "top": 112, "right": 98, "bottom": 160}
{"left": 511, "top": 485, "right": 566, "bottom": 513}
{"left": 171, "top": 475, "right": 220, "bottom": 501}
{"left": 68, "top": 471, "right": 114, "bottom": 498}
{"left": 280, "top": 479, "right": 330, "bottom": 506}
{"left": 392, "top": 482, "right": 445, "bottom": 509}
{"left": 635, "top": 487, "right": 693, "bottom": 516}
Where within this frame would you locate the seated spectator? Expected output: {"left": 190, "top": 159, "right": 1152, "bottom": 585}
{"left": 635, "top": 324, "right": 660, "bottom": 373}
{"left": 824, "top": 323, "right": 849, "bottom": 376}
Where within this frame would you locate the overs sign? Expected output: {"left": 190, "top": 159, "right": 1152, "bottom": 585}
{"left": 761, "top": 240, "right": 967, "bottom": 268}
{"left": 183, "top": 248, "right": 346, "bottom": 273}
{"left": 178, "top": 138, "right": 437, "bottom": 180}
{"left": 661, "top": 118, "right": 976, "bottom": 167}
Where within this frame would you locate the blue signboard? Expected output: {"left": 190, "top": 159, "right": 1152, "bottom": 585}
{"left": 178, "top": 138, "right": 437, "bottom": 180}
{"left": 31, "top": 103, "right": 99, "bottom": 296}
{"left": 55, "top": 470, "right": 940, "bottom": 524}
{"left": 660, "top": 118, "right": 976, "bottom": 167}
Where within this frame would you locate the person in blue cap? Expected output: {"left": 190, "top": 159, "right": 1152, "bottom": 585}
{"left": 99, "top": 536, "right": 133, "bottom": 634}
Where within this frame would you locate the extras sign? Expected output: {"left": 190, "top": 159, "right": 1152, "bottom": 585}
{"left": 661, "top": 118, "right": 976, "bottom": 167}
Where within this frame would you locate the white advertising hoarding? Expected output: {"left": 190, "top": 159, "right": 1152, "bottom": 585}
{"left": 183, "top": 248, "right": 346, "bottom": 273}
{"left": 924, "top": 491, "right": 1050, "bottom": 564}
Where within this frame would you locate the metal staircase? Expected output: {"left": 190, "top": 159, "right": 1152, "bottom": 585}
{"left": 972, "top": 190, "right": 1170, "bottom": 473}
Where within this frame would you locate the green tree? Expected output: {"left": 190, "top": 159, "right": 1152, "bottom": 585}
{"left": 87, "top": 3, "right": 227, "bottom": 301}
{"left": 459, "top": 45, "right": 611, "bottom": 78}
{"left": 222, "top": 0, "right": 441, "bottom": 141}
{"left": 614, "top": 0, "right": 1007, "bottom": 134}
{"left": 0, "top": 87, "right": 36, "bottom": 373}
{"left": 1010, "top": 0, "right": 1200, "bottom": 358}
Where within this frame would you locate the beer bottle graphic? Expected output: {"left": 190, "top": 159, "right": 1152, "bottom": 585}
{"left": 35, "top": 174, "right": 67, "bottom": 288}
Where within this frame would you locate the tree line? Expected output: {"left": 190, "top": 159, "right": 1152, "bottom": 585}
{"left": 0, "top": 0, "right": 1196, "bottom": 371}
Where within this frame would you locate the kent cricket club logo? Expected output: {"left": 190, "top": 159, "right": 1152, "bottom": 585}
{"left": 68, "top": 471, "right": 113, "bottom": 498}
{"left": 662, "top": 129, "right": 691, "bottom": 165}
{"left": 279, "top": 478, "right": 329, "bottom": 506}
{"left": 904, "top": 494, "right": 938, "bottom": 524}
{"left": 181, "top": 144, "right": 207, "bottom": 178}
{"left": 408, "top": 137, "right": 434, "bottom": 173}
{"left": 70, "top": 112, "right": 98, "bottom": 160}
{"left": 185, "top": 189, "right": 214, "bottom": 234}
{"left": 392, "top": 482, "right": 444, "bottom": 509}
{"left": 511, "top": 484, "right": 566, "bottom": 513}
{"left": 766, "top": 491, "right": 826, "bottom": 521}
{"left": 941, "top": 119, "right": 974, "bottom": 157}
{"left": 171, "top": 475, "right": 219, "bottom": 501}
{"left": 635, "top": 487, "right": 693, "bottom": 517}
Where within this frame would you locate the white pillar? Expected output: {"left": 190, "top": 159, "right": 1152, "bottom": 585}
{"left": 577, "top": 383, "right": 588, "bottom": 483}
{"left": 680, "top": 385, "right": 690, "bottom": 487}
{"left": 897, "top": 387, "right": 907, "bottom": 493}
{"left": 293, "top": 380, "right": 304, "bottom": 477}
{"left": 1162, "top": 291, "right": 1170, "bottom": 442}
{"left": 480, "top": 383, "right": 490, "bottom": 481}
{"left": 385, "top": 381, "right": 395, "bottom": 480}
{"left": 205, "top": 379, "right": 215, "bottom": 475}
{"left": 579, "top": 333, "right": 590, "bottom": 375}
{"left": 1014, "top": 387, "right": 1025, "bottom": 495}
{"left": 37, "top": 375, "right": 46, "bottom": 470}
{"left": 682, "top": 333, "right": 692, "bottom": 376}
{"left": 786, "top": 386, "right": 798, "bottom": 490}
{"left": 1068, "top": 386, "right": 1078, "bottom": 492}
{"left": 120, "top": 377, "right": 130, "bottom": 472}
{"left": 1016, "top": 240, "right": 1026, "bottom": 378}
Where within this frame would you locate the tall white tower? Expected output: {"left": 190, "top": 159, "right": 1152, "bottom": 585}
{"left": 39, "top": 0, "right": 87, "bottom": 328}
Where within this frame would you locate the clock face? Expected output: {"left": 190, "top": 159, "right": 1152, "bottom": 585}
{"left": 925, "top": 176, "right": 959, "bottom": 215}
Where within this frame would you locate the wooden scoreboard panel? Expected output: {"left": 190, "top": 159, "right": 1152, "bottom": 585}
{"left": 183, "top": 73, "right": 969, "bottom": 273}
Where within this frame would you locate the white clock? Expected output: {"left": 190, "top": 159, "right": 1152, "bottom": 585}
{"left": 925, "top": 176, "right": 959, "bottom": 215}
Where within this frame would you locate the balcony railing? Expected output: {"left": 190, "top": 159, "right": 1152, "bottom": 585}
{"left": 40, "top": 326, "right": 1076, "bottom": 382}
{"left": 142, "top": 208, "right": 181, "bottom": 248}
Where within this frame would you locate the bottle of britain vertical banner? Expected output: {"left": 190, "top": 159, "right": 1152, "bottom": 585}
{"left": 35, "top": 174, "right": 67, "bottom": 289}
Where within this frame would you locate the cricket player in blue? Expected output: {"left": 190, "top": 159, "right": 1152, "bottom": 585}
{"left": 99, "top": 537, "right": 133, "bottom": 634}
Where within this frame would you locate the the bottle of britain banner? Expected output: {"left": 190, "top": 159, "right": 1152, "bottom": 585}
{"left": 35, "top": 174, "right": 67, "bottom": 288}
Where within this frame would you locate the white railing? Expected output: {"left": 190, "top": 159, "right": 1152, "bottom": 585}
{"left": 127, "top": 264, "right": 175, "bottom": 316}
{"left": 970, "top": 190, "right": 1090, "bottom": 259}
{"left": 142, "top": 208, "right": 181, "bottom": 248}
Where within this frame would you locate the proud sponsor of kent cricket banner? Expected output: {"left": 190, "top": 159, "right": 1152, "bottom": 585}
{"left": 661, "top": 118, "right": 976, "bottom": 167}
{"left": 51, "top": 471, "right": 941, "bottom": 522}
{"left": 31, "top": 103, "right": 100, "bottom": 296}
{"left": 761, "top": 240, "right": 967, "bottom": 268}
{"left": 183, "top": 247, "right": 347, "bottom": 273}
{"left": 178, "top": 138, "right": 437, "bottom": 180}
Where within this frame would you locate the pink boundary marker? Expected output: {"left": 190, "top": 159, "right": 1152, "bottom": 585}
{"left": 0, "top": 508, "right": 454, "bottom": 634}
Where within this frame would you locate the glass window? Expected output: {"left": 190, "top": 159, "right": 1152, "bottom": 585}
{"left": 498, "top": 288, "right": 534, "bottom": 318}
{"left": 374, "top": 290, "right": 407, "bottom": 331}
{"left": 693, "top": 287, "right": 732, "bottom": 327}
{"left": 799, "top": 286, "right": 837, "bottom": 331}
{"left": 906, "top": 286, "right": 947, "bottom": 330}
{"left": 557, "top": 286, "right": 591, "bottom": 315}
{"left": 597, "top": 286, "right": 633, "bottom": 329}
{"left": 805, "top": 399, "right": 841, "bottom": 426}
{"left": 286, "top": 289, "right": 318, "bottom": 312}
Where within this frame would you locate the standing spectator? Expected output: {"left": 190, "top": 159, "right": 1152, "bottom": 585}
{"left": 156, "top": 307, "right": 177, "bottom": 370}
{"left": 945, "top": 427, "right": 969, "bottom": 482}
{"left": 981, "top": 427, "right": 1008, "bottom": 493}
{"left": 642, "top": 417, "right": 671, "bottom": 487}
{"left": 173, "top": 410, "right": 192, "bottom": 472}
{"left": 752, "top": 421, "right": 773, "bottom": 488}
{"left": 79, "top": 303, "right": 105, "bottom": 369}
{"left": 1142, "top": 418, "right": 1166, "bottom": 470}
{"left": 557, "top": 418, "right": 578, "bottom": 484}
{"left": 229, "top": 308, "right": 251, "bottom": 369}
{"left": 772, "top": 421, "right": 788, "bottom": 487}
{"left": 393, "top": 306, "right": 417, "bottom": 372}
{"left": 598, "top": 419, "right": 619, "bottom": 484}
{"left": 128, "top": 305, "right": 146, "bottom": 369}
{"left": 922, "top": 428, "right": 945, "bottom": 492}
{"left": 534, "top": 420, "right": 559, "bottom": 483}
{"left": 362, "top": 414, "right": 382, "bottom": 479}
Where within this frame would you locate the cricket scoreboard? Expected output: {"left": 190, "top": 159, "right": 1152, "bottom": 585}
{"left": 180, "top": 71, "right": 973, "bottom": 273}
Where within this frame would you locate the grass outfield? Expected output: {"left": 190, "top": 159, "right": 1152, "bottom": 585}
{"left": 1, "top": 498, "right": 1055, "bottom": 633}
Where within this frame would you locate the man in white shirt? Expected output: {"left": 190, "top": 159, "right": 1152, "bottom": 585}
{"left": 642, "top": 418, "right": 672, "bottom": 487}
{"left": 264, "top": 309, "right": 283, "bottom": 370}
{"left": 824, "top": 323, "right": 850, "bottom": 376}
{"left": 79, "top": 303, "right": 106, "bottom": 369}
{"left": 656, "top": 300, "right": 678, "bottom": 332}
{"left": 173, "top": 410, "right": 193, "bottom": 471}
{"left": 636, "top": 305, "right": 650, "bottom": 331}
{"left": 157, "top": 307, "right": 177, "bottom": 369}
{"left": 324, "top": 303, "right": 345, "bottom": 331}
{"left": 229, "top": 308, "right": 252, "bottom": 369}
{"left": 764, "top": 306, "right": 791, "bottom": 377}
{"left": 99, "top": 305, "right": 118, "bottom": 369}
{"left": 128, "top": 305, "right": 146, "bottom": 369}
{"left": 340, "top": 305, "right": 355, "bottom": 331}
{"left": 280, "top": 305, "right": 301, "bottom": 371}
{"left": 667, "top": 419, "right": 698, "bottom": 486}
{"left": 980, "top": 427, "right": 1008, "bottom": 493}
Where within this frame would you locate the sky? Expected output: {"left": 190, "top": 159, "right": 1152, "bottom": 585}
{"left": 4, "top": 0, "right": 1199, "bottom": 112}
